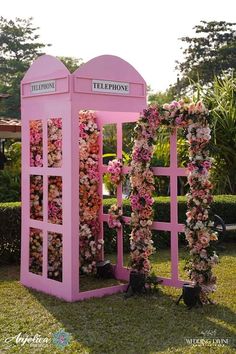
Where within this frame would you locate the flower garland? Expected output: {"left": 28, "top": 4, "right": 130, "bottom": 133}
{"left": 130, "top": 100, "right": 218, "bottom": 298}
{"left": 184, "top": 109, "right": 219, "bottom": 301}
{"left": 108, "top": 204, "right": 123, "bottom": 229}
{"left": 130, "top": 106, "right": 159, "bottom": 274}
{"left": 79, "top": 110, "right": 103, "bottom": 274}
{"left": 107, "top": 159, "right": 123, "bottom": 185}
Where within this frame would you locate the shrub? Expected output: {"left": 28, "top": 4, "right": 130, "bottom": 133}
{"left": 103, "top": 195, "right": 236, "bottom": 251}
{"left": 0, "top": 142, "right": 21, "bottom": 202}
{"left": 0, "top": 202, "right": 21, "bottom": 264}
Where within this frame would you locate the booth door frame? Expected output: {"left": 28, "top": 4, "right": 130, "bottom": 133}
{"left": 96, "top": 111, "right": 139, "bottom": 281}
{"left": 97, "top": 116, "right": 188, "bottom": 287}
{"left": 151, "top": 128, "right": 188, "bottom": 287}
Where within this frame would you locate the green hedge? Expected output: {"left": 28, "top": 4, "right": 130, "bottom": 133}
{"left": 0, "top": 196, "right": 235, "bottom": 264}
{"left": 103, "top": 195, "right": 236, "bottom": 252}
{"left": 0, "top": 202, "right": 21, "bottom": 264}
{"left": 103, "top": 195, "right": 236, "bottom": 224}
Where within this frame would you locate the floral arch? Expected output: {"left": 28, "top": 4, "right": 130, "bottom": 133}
{"left": 129, "top": 100, "right": 219, "bottom": 301}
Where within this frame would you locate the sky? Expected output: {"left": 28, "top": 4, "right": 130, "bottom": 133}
{"left": 1, "top": 0, "right": 236, "bottom": 92}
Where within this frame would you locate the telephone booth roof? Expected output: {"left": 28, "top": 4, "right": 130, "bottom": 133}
{"left": 22, "top": 54, "right": 146, "bottom": 84}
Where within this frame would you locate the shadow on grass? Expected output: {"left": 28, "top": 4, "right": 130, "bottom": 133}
{"left": 0, "top": 264, "right": 20, "bottom": 282}
{"left": 29, "top": 285, "right": 236, "bottom": 353}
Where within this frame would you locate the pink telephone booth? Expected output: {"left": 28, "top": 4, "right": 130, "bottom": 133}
{"left": 21, "top": 54, "right": 146, "bottom": 301}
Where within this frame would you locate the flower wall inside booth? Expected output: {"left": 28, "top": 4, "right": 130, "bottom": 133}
{"left": 29, "top": 228, "right": 43, "bottom": 275}
{"left": 30, "top": 175, "right": 43, "bottom": 221}
{"left": 48, "top": 118, "right": 63, "bottom": 167}
{"left": 30, "top": 120, "right": 43, "bottom": 167}
{"left": 48, "top": 176, "right": 63, "bottom": 225}
{"left": 79, "top": 111, "right": 103, "bottom": 274}
{"left": 29, "top": 118, "right": 63, "bottom": 281}
{"left": 130, "top": 100, "right": 219, "bottom": 300}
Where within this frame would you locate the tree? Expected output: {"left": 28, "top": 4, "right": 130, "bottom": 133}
{"left": 57, "top": 56, "right": 83, "bottom": 73}
{"left": 0, "top": 17, "right": 50, "bottom": 118}
{"left": 148, "top": 88, "right": 175, "bottom": 106}
{"left": 175, "top": 21, "right": 236, "bottom": 94}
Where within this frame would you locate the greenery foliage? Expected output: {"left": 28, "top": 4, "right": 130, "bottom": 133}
{"left": 201, "top": 75, "right": 236, "bottom": 194}
{"left": 0, "top": 17, "right": 49, "bottom": 118}
{"left": 0, "top": 141, "right": 21, "bottom": 202}
{"left": 0, "top": 202, "right": 21, "bottom": 264}
{"left": 0, "top": 17, "right": 83, "bottom": 118}
{"left": 175, "top": 20, "right": 236, "bottom": 94}
{"left": 148, "top": 89, "right": 175, "bottom": 106}
{"left": 57, "top": 56, "right": 83, "bottom": 73}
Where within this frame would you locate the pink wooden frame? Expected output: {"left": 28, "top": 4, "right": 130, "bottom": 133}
{"left": 21, "top": 54, "right": 188, "bottom": 302}
{"left": 21, "top": 54, "right": 146, "bottom": 301}
{"left": 151, "top": 129, "right": 189, "bottom": 287}
{"left": 97, "top": 111, "right": 139, "bottom": 281}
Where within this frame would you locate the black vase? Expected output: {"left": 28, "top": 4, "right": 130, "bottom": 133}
{"left": 129, "top": 271, "right": 146, "bottom": 294}
{"left": 96, "top": 260, "right": 114, "bottom": 279}
{"left": 182, "top": 283, "right": 202, "bottom": 308}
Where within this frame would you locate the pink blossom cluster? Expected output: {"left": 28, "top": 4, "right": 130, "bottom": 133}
{"left": 48, "top": 118, "right": 62, "bottom": 167}
{"left": 107, "top": 159, "right": 123, "bottom": 185}
{"left": 48, "top": 176, "right": 63, "bottom": 225}
{"left": 130, "top": 101, "right": 218, "bottom": 299}
{"left": 48, "top": 232, "right": 63, "bottom": 282}
{"left": 30, "top": 175, "right": 43, "bottom": 221}
{"left": 30, "top": 120, "right": 43, "bottom": 167}
{"left": 29, "top": 228, "right": 43, "bottom": 275}
{"left": 79, "top": 110, "right": 103, "bottom": 274}
{"left": 108, "top": 204, "right": 123, "bottom": 229}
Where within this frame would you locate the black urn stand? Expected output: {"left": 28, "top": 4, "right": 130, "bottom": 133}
{"left": 176, "top": 284, "right": 203, "bottom": 309}
{"left": 125, "top": 271, "right": 146, "bottom": 298}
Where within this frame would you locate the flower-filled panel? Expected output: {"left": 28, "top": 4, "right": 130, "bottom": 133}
{"left": 79, "top": 110, "right": 103, "bottom": 274}
{"left": 48, "top": 118, "right": 62, "bottom": 167}
{"left": 30, "top": 175, "right": 43, "bottom": 221}
{"left": 29, "top": 228, "right": 43, "bottom": 275}
{"left": 48, "top": 232, "right": 62, "bottom": 282}
{"left": 30, "top": 120, "right": 43, "bottom": 167}
{"left": 48, "top": 176, "right": 63, "bottom": 224}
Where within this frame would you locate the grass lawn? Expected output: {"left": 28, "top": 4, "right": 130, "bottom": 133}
{"left": 0, "top": 243, "right": 236, "bottom": 354}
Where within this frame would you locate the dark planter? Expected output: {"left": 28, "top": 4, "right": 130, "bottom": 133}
{"left": 182, "top": 283, "right": 202, "bottom": 308}
{"left": 96, "top": 260, "right": 114, "bottom": 279}
{"left": 129, "top": 271, "right": 146, "bottom": 294}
